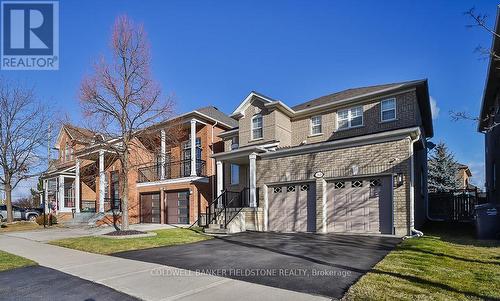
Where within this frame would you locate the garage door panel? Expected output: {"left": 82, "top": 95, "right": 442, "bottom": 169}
{"left": 268, "top": 183, "right": 316, "bottom": 232}
{"left": 328, "top": 177, "right": 392, "bottom": 234}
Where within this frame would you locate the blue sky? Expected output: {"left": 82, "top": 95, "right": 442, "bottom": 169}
{"left": 2, "top": 0, "right": 497, "bottom": 197}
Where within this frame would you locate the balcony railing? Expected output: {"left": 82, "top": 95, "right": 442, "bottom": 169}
{"left": 137, "top": 159, "right": 207, "bottom": 183}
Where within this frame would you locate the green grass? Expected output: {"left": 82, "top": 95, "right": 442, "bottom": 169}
{"left": 50, "top": 228, "right": 212, "bottom": 254}
{"left": 0, "top": 250, "right": 36, "bottom": 272}
{"left": 344, "top": 223, "right": 500, "bottom": 301}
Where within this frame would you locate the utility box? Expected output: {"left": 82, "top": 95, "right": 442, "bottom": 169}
{"left": 475, "top": 203, "right": 500, "bottom": 239}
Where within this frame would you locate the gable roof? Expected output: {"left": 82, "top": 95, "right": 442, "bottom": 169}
{"left": 54, "top": 124, "right": 96, "bottom": 149}
{"left": 196, "top": 106, "right": 238, "bottom": 128}
{"left": 230, "top": 91, "right": 279, "bottom": 118}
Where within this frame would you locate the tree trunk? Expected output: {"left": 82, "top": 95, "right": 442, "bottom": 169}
{"left": 5, "top": 182, "right": 13, "bottom": 223}
{"left": 121, "top": 150, "right": 130, "bottom": 230}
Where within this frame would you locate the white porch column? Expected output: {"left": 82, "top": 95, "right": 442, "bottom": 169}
{"left": 190, "top": 119, "right": 197, "bottom": 176}
{"left": 249, "top": 153, "right": 257, "bottom": 208}
{"left": 99, "top": 150, "right": 105, "bottom": 213}
{"left": 216, "top": 160, "right": 223, "bottom": 196}
{"left": 160, "top": 129, "right": 166, "bottom": 180}
{"left": 58, "top": 175, "right": 65, "bottom": 212}
{"left": 75, "top": 159, "right": 80, "bottom": 213}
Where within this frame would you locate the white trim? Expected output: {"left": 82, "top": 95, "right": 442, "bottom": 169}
{"left": 322, "top": 179, "right": 327, "bottom": 233}
{"left": 231, "top": 92, "right": 274, "bottom": 118}
{"left": 136, "top": 176, "right": 209, "bottom": 187}
{"left": 251, "top": 114, "right": 263, "bottom": 140}
{"left": 380, "top": 98, "right": 397, "bottom": 122}
{"left": 336, "top": 106, "right": 363, "bottom": 130}
{"left": 310, "top": 115, "right": 322, "bottom": 135}
{"left": 263, "top": 185, "right": 269, "bottom": 231}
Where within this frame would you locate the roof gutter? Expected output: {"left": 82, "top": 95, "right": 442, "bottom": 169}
{"left": 261, "top": 127, "right": 421, "bottom": 159}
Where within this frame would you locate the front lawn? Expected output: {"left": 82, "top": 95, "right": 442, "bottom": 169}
{"left": 344, "top": 223, "right": 500, "bottom": 300}
{"left": 0, "top": 221, "right": 42, "bottom": 233}
{"left": 50, "top": 228, "right": 211, "bottom": 254}
{"left": 0, "top": 251, "right": 36, "bottom": 272}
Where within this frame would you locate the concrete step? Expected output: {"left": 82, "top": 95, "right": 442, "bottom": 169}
{"left": 203, "top": 227, "right": 229, "bottom": 235}
{"left": 208, "top": 223, "right": 223, "bottom": 230}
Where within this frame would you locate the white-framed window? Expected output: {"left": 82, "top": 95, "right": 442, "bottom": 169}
{"left": 310, "top": 115, "right": 322, "bottom": 135}
{"left": 251, "top": 114, "right": 263, "bottom": 140}
{"left": 381, "top": 98, "right": 396, "bottom": 121}
{"left": 64, "top": 144, "right": 73, "bottom": 162}
{"left": 337, "top": 106, "right": 363, "bottom": 130}
{"left": 230, "top": 164, "right": 240, "bottom": 185}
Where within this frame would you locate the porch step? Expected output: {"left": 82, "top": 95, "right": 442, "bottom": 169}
{"left": 62, "top": 212, "right": 96, "bottom": 227}
{"left": 208, "top": 223, "right": 223, "bottom": 230}
{"left": 203, "top": 226, "right": 229, "bottom": 235}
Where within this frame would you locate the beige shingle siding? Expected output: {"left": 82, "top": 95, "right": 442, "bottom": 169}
{"left": 256, "top": 138, "right": 412, "bottom": 236}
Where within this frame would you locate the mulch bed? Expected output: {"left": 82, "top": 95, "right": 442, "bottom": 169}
{"left": 103, "top": 230, "right": 147, "bottom": 236}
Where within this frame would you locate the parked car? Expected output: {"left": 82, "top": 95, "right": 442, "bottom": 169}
{"left": 0, "top": 205, "right": 41, "bottom": 222}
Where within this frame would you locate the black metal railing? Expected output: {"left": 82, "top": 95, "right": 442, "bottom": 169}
{"left": 204, "top": 188, "right": 256, "bottom": 228}
{"left": 104, "top": 198, "right": 122, "bottom": 212}
{"left": 81, "top": 200, "right": 96, "bottom": 212}
{"left": 137, "top": 159, "right": 207, "bottom": 183}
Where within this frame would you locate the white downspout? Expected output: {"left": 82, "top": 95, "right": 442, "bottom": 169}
{"left": 405, "top": 131, "right": 424, "bottom": 239}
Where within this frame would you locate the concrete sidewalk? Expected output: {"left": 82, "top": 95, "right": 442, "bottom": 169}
{"left": 0, "top": 235, "right": 329, "bottom": 301}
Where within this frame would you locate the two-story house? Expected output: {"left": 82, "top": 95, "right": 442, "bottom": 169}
{"left": 212, "top": 79, "right": 433, "bottom": 236}
{"left": 41, "top": 106, "right": 236, "bottom": 226}
{"left": 479, "top": 7, "right": 500, "bottom": 205}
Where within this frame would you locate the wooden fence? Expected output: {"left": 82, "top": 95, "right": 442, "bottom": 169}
{"left": 428, "top": 188, "right": 481, "bottom": 221}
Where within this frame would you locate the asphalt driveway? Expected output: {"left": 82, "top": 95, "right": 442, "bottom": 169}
{"left": 0, "top": 266, "right": 138, "bottom": 301}
{"left": 113, "top": 231, "right": 400, "bottom": 299}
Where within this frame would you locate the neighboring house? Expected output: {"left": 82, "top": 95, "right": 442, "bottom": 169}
{"left": 456, "top": 163, "right": 474, "bottom": 190}
{"left": 41, "top": 107, "right": 236, "bottom": 225}
{"left": 479, "top": 8, "right": 500, "bottom": 205}
{"left": 213, "top": 79, "right": 433, "bottom": 236}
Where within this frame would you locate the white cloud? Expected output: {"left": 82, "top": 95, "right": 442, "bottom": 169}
{"left": 430, "top": 96, "right": 440, "bottom": 120}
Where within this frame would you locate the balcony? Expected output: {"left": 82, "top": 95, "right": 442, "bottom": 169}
{"left": 137, "top": 159, "right": 207, "bottom": 183}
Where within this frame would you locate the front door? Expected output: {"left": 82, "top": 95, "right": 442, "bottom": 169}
{"left": 140, "top": 193, "right": 161, "bottom": 223}
{"left": 166, "top": 191, "right": 189, "bottom": 224}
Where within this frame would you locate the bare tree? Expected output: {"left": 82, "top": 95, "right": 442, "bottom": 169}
{"left": 0, "top": 79, "right": 50, "bottom": 223}
{"left": 80, "top": 15, "right": 174, "bottom": 230}
{"left": 451, "top": 8, "right": 500, "bottom": 131}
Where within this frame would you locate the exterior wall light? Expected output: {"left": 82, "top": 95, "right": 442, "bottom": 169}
{"left": 394, "top": 173, "right": 404, "bottom": 187}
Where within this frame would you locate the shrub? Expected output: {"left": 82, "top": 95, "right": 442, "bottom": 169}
{"left": 35, "top": 214, "right": 57, "bottom": 226}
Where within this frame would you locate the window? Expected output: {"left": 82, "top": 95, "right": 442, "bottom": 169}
{"left": 231, "top": 136, "right": 239, "bottom": 150}
{"left": 300, "top": 184, "right": 310, "bottom": 191}
{"left": 381, "top": 98, "right": 396, "bottom": 121}
{"left": 230, "top": 164, "right": 240, "bottom": 185}
{"left": 286, "top": 185, "right": 296, "bottom": 192}
{"left": 351, "top": 180, "right": 363, "bottom": 188}
{"left": 310, "top": 116, "right": 322, "bottom": 135}
{"left": 64, "top": 144, "right": 73, "bottom": 162}
{"left": 334, "top": 181, "right": 345, "bottom": 189}
{"left": 251, "top": 114, "right": 263, "bottom": 140}
{"left": 273, "top": 187, "right": 282, "bottom": 193}
{"left": 369, "top": 179, "right": 382, "bottom": 187}
{"left": 337, "top": 106, "right": 363, "bottom": 129}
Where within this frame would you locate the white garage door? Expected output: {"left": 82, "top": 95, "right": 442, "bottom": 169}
{"left": 268, "top": 183, "right": 316, "bottom": 232}
{"left": 327, "top": 177, "right": 392, "bottom": 234}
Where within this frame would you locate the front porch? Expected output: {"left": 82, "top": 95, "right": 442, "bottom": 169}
{"left": 42, "top": 149, "right": 121, "bottom": 216}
